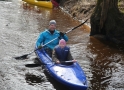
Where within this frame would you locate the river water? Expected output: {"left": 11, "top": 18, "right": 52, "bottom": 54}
{"left": 0, "top": 0, "right": 124, "bottom": 90}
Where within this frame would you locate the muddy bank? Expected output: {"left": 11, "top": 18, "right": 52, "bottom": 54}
{"left": 60, "top": 0, "right": 124, "bottom": 23}
{"left": 59, "top": 0, "right": 96, "bottom": 22}
{"left": 59, "top": 0, "right": 124, "bottom": 44}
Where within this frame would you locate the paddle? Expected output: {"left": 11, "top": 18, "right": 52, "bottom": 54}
{"left": 25, "top": 60, "right": 75, "bottom": 67}
{"left": 14, "top": 18, "right": 89, "bottom": 60}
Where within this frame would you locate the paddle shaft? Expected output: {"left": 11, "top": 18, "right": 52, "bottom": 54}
{"left": 36, "top": 18, "right": 89, "bottom": 50}
{"left": 29, "top": 19, "right": 88, "bottom": 55}
{"left": 14, "top": 18, "right": 88, "bottom": 59}
{"left": 25, "top": 60, "right": 75, "bottom": 67}
{"left": 65, "top": 18, "right": 88, "bottom": 34}
{"left": 28, "top": 19, "right": 89, "bottom": 55}
{"left": 63, "top": 60, "right": 74, "bottom": 63}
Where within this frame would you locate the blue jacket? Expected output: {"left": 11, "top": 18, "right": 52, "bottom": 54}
{"left": 36, "top": 29, "right": 68, "bottom": 50}
{"left": 54, "top": 46, "right": 70, "bottom": 61}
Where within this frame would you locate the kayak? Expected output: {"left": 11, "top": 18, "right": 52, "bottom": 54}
{"left": 35, "top": 48, "right": 88, "bottom": 90}
{"left": 22, "top": 0, "right": 53, "bottom": 9}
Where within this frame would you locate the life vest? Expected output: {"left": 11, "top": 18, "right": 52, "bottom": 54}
{"left": 55, "top": 46, "right": 69, "bottom": 61}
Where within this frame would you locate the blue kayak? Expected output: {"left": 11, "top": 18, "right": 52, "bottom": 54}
{"left": 35, "top": 48, "right": 88, "bottom": 90}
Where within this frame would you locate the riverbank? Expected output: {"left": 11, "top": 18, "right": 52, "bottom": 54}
{"left": 59, "top": 0, "right": 124, "bottom": 29}
{"left": 59, "top": 0, "right": 96, "bottom": 33}
{"left": 60, "top": 0, "right": 95, "bottom": 21}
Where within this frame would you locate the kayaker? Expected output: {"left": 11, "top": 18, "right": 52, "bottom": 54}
{"left": 36, "top": 20, "right": 68, "bottom": 57}
{"left": 52, "top": 39, "right": 76, "bottom": 64}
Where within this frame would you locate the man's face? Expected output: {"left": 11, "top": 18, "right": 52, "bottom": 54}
{"left": 49, "top": 24, "right": 56, "bottom": 31}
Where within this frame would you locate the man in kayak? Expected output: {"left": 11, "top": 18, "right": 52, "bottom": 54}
{"left": 52, "top": 39, "right": 76, "bottom": 64}
{"left": 36, "top": 20, "right": 68, "bottom": 58}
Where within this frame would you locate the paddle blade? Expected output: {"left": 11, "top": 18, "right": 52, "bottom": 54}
{"left": 25, "top": 63, "right": 47, "bottom": 68}
{"left": 25, "top": 64, "right": 41, "bottom": 68}
{"left": 14, "top": 54, "right": 29, "bottom": 60}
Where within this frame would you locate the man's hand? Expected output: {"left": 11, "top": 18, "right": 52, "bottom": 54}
{"left": 72, "top": 60, "right": 77, "bottom": 62}
{"left": 38, "top": 45, "right": 42, "bottom": 49}
{"left": 59, "top": 32, "right": 64, "bottom": 37}
{"left": 56, "top": 60, "right": 60, "bottom": 64}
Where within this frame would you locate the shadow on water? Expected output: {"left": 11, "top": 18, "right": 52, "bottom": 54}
{"left": 25, "top": 73, "right": 45, "bottom": 85}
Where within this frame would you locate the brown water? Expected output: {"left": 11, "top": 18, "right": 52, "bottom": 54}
{"left": 0, "top": 0, "right": 124, "bottom": 90}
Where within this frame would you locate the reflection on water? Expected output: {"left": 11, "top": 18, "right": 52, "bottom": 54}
{"left": 86, "top": 36, "right": 124, "bottom": 90}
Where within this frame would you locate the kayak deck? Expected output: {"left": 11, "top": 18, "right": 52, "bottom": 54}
{"left": 51, "top": 64, "right": 87, "bottom": 85}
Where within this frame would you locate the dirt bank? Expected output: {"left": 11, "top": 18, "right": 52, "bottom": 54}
{"left": 59, "top": 0, "right": 96, "bottom": 33}
{"left": 59, "top": 0, "right": 124, "bottom": 26}
{"left": 60, "top": 0, "right": 95, "bottom": 22}
{"left": 59, "top": 0, "right": 124, "bottom": 44}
